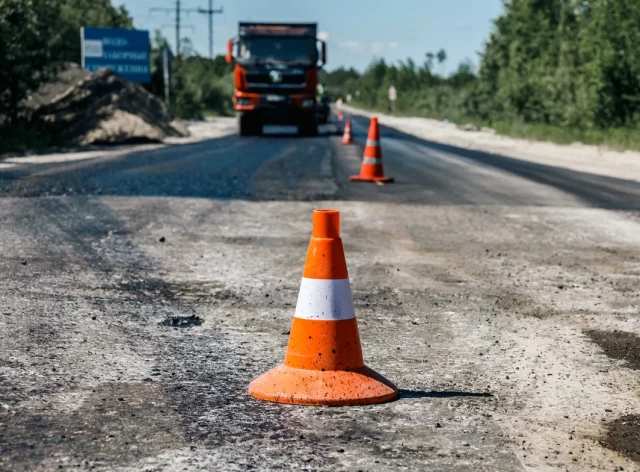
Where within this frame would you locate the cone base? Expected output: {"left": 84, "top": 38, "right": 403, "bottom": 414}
{"left": 349, "top": 175, "right": 394, "bottom": 183}
{"left": 248, "top": 364, "right": 398, "bottom": 406}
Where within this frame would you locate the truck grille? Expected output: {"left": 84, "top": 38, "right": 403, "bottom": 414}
{"left": 247, "top": 85, "right": 309, "bottom": 94}
{"left": 245, "top": 72, "right": 306, "bottom": 86}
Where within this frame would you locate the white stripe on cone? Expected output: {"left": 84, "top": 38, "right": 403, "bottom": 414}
{"left": 294, "top": 278, "right": 355, "bottom": 320}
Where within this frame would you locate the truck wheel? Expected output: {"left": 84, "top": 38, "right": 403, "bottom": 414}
{"left": 239, "top": 116, "right": 250, "bottom": 136}
{"left": 299, "top": 120, "right": 318, "bottom": 137}
{"left": 239, "top": 116, "right": 261, "bottom": 137}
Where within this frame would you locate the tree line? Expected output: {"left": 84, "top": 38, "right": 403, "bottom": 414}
{"left": 0, "top": 0, "right": 133, "bottom": 123}
{"left": 324, "top": 0, "right": 640, "bottom": 137}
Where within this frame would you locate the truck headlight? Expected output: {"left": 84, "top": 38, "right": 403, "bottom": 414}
{"left": 301, "top": 98, "right": 315, "bottom": 108}
{"left": 237, "top": 97, "right": 251, "bottom": 106}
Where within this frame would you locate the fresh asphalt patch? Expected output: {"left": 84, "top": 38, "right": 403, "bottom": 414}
{"left": 586, "top": 330, "right": 640, "bottom": 371}
{"left": 603, "top": 415, "right": 640, "bottom": 463}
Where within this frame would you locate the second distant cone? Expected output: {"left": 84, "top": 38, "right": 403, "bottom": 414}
{"left": 342, "top": 119, "right": 352, "bottom": 144}
{"left": 349, "top": 117, "right": 393, "bottom": 183}
{"left": 248, "top": 209, "right": 398, "bottom": 406}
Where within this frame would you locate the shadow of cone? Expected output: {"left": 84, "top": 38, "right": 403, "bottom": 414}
{"left": 248, "top": 209, "right": 398, "bottom": 406}
{"left": 349, "top": 117, "right": 394, "bottom": 183}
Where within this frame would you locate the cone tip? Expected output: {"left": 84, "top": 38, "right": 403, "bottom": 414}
{"left": 312, "top": 209, "right": 340, "bottom": 238}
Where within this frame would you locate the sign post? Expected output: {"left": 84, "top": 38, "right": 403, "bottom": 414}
{"left": 162, "top": 47, "right": 173, "bottom": 106}
{"left": 81, "top": 27, "right": 151, "bottom": 83}
{"left": 388, "top": 85, "right": 397, "bottom": 114}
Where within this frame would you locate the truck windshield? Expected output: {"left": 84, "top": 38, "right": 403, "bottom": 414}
{"left": 237, "top": 37, "right": 317, "bottom": 65}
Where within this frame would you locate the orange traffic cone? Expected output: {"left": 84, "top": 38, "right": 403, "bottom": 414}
{"left": 249, "top": 209, "right": 398, "bottom": 406}
{"left": 342, "top": 119, "right": 353, "bottom": 145}
{"left": 349, "top": 117, "right": 394, "bottom": 183}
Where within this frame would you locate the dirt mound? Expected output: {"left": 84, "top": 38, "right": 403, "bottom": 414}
{"left": 26, "top": 63, "right": 91, "bottom": 111}
{"left": 32, "top": 65, "right": 188, "bottom": 145}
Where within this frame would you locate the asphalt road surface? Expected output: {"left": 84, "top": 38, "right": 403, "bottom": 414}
{"left": 1, "top": 114, "right": 639, "bottom": 471}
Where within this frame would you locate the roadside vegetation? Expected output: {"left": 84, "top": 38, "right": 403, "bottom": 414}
{"left": 147, "top": 34, "right": 234, "bottom": 120}
{"left": 323, "top": 0, "right": 640, "bottom": 151}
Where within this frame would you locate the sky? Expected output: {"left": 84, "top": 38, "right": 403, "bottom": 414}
{"left": 120, "top": 0, "right": 506, "bottom": 73}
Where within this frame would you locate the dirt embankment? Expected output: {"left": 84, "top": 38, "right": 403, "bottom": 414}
{"left": 28, "top": 63, "right": 188, "bottom": 146}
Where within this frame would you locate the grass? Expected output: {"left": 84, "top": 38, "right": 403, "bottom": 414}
{"left": 351, "top": 102, "right": 640, "bottom": 152}
{"left": 490, "top": 121, "right": 640, "bottom": 151}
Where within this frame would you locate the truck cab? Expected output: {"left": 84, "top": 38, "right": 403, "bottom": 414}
{"left": 226, "top": 23, "right": 327, "bottom": 136}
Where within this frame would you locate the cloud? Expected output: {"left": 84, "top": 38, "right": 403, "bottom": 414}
{"left": 338, "top": 41, "right": 365, "bottom": 54}
{"left": 317, "top": 31, "right": 329, "bottom": 41}
{"left": 371, "top": 41, "right": 386, "bottom": 53}
{"left": 338, "top": 40, "right": 400, "bottom": 55}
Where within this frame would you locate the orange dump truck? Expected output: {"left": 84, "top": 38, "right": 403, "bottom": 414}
{"left": 226, "top": 23, "right": 327, "bottom": 136}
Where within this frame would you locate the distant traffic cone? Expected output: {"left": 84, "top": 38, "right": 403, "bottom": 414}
{"left": 342, "top": 119, "right": 353, "bottom": 144}
{"left": 349, "top": 117, "right": 394, "bottom": 183}
{"left": 249, "top": 209, "right": 398, "bottom": 406}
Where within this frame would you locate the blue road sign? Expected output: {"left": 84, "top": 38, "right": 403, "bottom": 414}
{"left": 81, "top": 27, "right": 150, "bottom": 83}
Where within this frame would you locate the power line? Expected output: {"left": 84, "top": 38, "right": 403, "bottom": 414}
{"left": 198, "top": 1, "right": 223, "bottom": 59}
{"left": 150, "top": 1, "right": 199, "bottom": 56}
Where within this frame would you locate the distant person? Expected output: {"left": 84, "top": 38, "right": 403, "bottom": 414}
{"left": 388, "top": 85, "right": 397, "bottom": 114}
{"left": 316, "top": 83, "right": 326, "bottom": 102}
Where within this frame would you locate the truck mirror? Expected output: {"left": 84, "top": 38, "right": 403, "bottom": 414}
{"left": 321, "top": 41, "right": 327, "bottom": 65}
{"left": 226, "top": 39, "right": 234, "bottom": 63}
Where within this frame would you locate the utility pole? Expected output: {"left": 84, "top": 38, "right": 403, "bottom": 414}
{"left": 198, "top": 0, "right": 223, "bottom": 59}
{"left": 150, "top": 1, "right": 198, "bottom": 56}
{"left": 176, "top": 0, "right": 180, "bottom": 56}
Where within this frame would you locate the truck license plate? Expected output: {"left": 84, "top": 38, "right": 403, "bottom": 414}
{"left": 266, "top": 95, "right": 286, "bottom": 102}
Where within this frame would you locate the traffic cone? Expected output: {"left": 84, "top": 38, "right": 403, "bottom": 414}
{"left": 248, "top": 209, "right": 398, "bottom": 406}
{"left": 349, "top": 117, "right": 394, "bottom": 183}
{"left": 342, "top": 119, "right": 353, "bottom": 145}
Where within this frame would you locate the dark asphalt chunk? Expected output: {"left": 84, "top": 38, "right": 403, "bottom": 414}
{"left": 160, "top": 315, "right": 203, "bottom": 328}
{"left": 585, "top": 330, "right": 640, "bottom": 371}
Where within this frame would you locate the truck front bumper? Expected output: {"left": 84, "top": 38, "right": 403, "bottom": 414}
{"left": 235, "top": 92, "right": 316, "bottom": 125}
